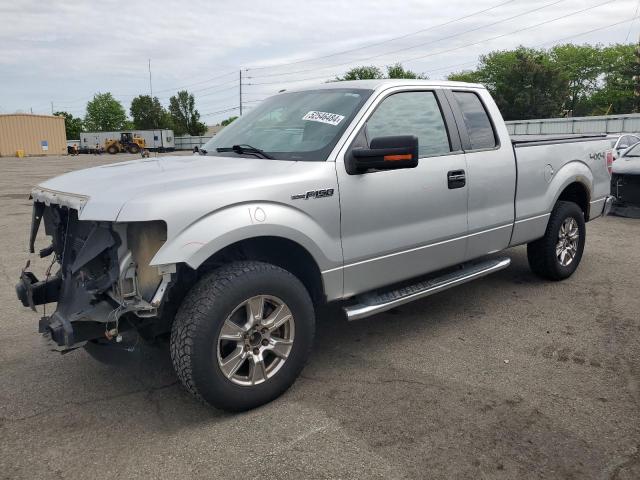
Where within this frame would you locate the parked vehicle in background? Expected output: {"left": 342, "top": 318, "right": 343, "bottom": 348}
{"left": 66, "top": 139, "right": 80, "bottom": 154}
{"left": 80, "top": 129, "right": 174, "bottom": 152}
{"left": 16, "top": 80, "right": 614, "bottom": 412}
{"left": 104, "top": 133, "right": 146, "bottom": 154}
{"left": 607, "top": 133, "right": 640, "bottom": 159}
{"left": 611, "top": 142, "right": 640, "bottom": 218}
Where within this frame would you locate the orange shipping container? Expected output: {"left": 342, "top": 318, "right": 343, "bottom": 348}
{"left": 0, "top": 114, "right": 67, "bottom": 157}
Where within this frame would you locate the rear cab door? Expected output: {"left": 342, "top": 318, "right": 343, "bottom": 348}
{"left": 444, "top": 88, "right": 516, "bottom": 260}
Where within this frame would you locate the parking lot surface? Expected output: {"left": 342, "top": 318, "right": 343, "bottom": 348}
{"left": 1, "top": 153, "right": 639, "bottom": 479}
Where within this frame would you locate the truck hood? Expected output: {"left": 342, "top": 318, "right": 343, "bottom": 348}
{"left": 33, "top": 155, "right": 316, "bottom": 222}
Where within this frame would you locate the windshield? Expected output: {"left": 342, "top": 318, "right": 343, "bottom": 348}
{"left": 202, "top": 88, "right": 372, "bottom": 161}
{"left": 623, "top": 143, "right": 640, "bottom": 157}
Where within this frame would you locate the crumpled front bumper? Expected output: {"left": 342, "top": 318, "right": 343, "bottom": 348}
{"left": 16, "top": 269, "right": 113, "bottom": 349}
{"left": 17, "top": 200, "right": 174, "bottom": 351}
{"left": 15, "top": 202, "right": 121, "bottom": 350}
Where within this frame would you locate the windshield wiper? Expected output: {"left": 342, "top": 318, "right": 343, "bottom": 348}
{"left": 216, "top": 144, "right": 274, "bottom": 159}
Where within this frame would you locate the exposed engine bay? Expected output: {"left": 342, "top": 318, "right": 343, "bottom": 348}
{"left": 15, "top": 201, "right": 175, "bottom": 351}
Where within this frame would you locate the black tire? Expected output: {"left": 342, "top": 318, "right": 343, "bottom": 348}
{"left": 106, "top": 145, "right": 118, "bottom": 155}
{"left": 527, "top": 201, "right": 586, "bottom": 280}
{"left": 170, "top": 261, "right": 315, "bottom": 411}
{"left": 127, "top": 144, "right": 140, "bottom": 154}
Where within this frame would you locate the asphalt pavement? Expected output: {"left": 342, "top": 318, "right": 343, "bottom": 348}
{"left": 1, "top": 153, "right": 638, "bottom": 479}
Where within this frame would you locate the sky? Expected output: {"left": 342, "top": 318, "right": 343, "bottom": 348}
{"left": 0, "top": 0, "right": 638, "bottom": 125}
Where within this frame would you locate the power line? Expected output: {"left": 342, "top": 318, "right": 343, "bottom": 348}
{"left": 430, "top": 16, "right": 640, "bottom": 78}
{"left": 245, "top": 0, "right": 520, "bottom": 71}
{"left": 245, "top": 0, "right": 615, "bottom": 87}
{"left": 535, "top": 15, "right": 640, "bottom": 47}
{"left": 246, "top": 0, "right": 567, "bottom": 79}
{"left": 625, "top": 0, "right": 640, "bottom": 42}
{"left": 200, "top": 106, "right": 240, "bottom": 117}
{"left": 399, "top": 0, "right": 616, "bottom": 64}
{"left": 149, "top": 69, "right": 237, "bottom": 95}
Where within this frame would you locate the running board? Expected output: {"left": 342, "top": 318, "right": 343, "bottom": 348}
{"left": 344, "top": 257, "right": 511, "bottom": 321}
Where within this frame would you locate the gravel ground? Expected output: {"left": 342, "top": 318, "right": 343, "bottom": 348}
{"left": 0, "top": 153, "right": 639, "bottom": 479}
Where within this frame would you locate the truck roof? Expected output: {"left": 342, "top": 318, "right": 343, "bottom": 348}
{"left": 286, "top": 79, "right": 486, "bottom": 93}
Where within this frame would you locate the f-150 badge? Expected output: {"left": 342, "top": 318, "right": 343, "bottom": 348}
{"left": 291, "top": 189, "right": 334, "bottom": 200}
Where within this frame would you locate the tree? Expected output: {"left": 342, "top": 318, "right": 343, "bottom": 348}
{"left": 335, "top": 63, "right": 427, "bottom": 82}
{"left": 53, "top": 111, "right": 83, "bottom": 139}
{"left": 448, "top": 47, "right": 568, "bottom": 120}
{"left": 219, "top": 116, "right": 238, "bottom": 127}
{"left": 335, "top": 66, "right": 384, "bottom": 81}
{"left": 549, "top": 44, "right": 602, "bottom": 116}
{"left": 168, "top": 90, "right": 207, "bottom": 136}
{"left": 585, "top": 44, "right": 636, "bottom": 115}
{"left": 84, "top": 93, "right": 128, "bottom": 131}
{"left": 130, "top": 95, "right": 171, "bottom": 129}
{"left": 385, "top": 63, "right": 428, "bottom": 79}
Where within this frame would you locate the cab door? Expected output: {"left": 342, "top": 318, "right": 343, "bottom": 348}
{"left": 445, "top": 89, "right": 516, "bottom": 260}
{"left": 336, "top": 88, "right": 469, "bottom": 297}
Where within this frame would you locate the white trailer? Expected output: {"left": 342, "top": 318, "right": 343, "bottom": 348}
{"left": 79, "top": 129, "right": 175, "bottom": 152}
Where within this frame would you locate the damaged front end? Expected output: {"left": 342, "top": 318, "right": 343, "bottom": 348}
{"left": 16, "top": 194, "right": 175, "bottom": 352}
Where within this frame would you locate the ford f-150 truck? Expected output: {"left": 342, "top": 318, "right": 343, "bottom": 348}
{"left": 16, "top": 80, "right": 614, "bottom": 411}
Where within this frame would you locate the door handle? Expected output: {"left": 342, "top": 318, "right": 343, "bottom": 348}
{"left": 447, "top": 170, "right": 466, "bottom": 189}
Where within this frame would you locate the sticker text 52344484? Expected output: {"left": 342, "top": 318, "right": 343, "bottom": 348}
{"left": 302, "top": 111, "right": 345, "bottom": 126}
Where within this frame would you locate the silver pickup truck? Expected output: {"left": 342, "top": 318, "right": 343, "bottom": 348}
{"left": 16, "top": 80, "right": 614, "bottom": 411}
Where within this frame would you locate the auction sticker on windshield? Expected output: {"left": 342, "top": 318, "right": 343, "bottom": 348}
{"left": 302, "top": 111, "right": 345, "bottom": 126}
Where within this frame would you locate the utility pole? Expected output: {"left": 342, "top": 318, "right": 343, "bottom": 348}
{"left": 239, "top": 70, "right": 243, "bottom": 116}
{"left": 634, "top": 36, "right": 640, "bottom": 113}
{"left": 51, "top": 101, "right": 54, "bottom": 115}
{"left": 148, "top": 59, "right": 153, "bottom": 97}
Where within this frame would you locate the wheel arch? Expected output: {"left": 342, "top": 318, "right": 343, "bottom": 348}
{"left": 557, "top": 181, "right": 591, "bottom": 220}
{"left": 149, "top": 202, "right": 343, "bottom": 302}
{"left": 195, "top": 236, "right": 327, "bottom": 305}
{"left": 550, "top": 161, "right": 593, "bottom": 220}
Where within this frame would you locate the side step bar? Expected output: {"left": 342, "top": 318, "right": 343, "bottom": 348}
{"left": 344, "top": 257, "right": 511, "bottom": 321}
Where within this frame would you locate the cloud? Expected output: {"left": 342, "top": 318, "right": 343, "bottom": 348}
{"left": 0, "top": 0, "right": 635, "bottom": 123}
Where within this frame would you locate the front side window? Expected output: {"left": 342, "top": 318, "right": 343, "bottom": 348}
{"left": 202, "top": 88, "right": 371, "bottom": 161}
{"left": 365, "top": 91, "right": 451, "bottom": 157}
{"left": 452, "top": 91, "right": 497, "bottom": 150}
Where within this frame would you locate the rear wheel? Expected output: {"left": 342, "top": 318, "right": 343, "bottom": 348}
{"left": 527, "top": 201, "right": 586, "bottom": 280}
{"left": 106, "top": 145, "right": 118, "bottom": 154}
{"left": 127, "top": 144, "right": 140, "bottom": 154}
{"left": 170, "top": 261, "right": 315, "bottom": 411}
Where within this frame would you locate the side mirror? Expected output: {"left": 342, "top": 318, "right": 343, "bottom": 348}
{"left": 619, "top": 144, "right": 628, "bottom": 150}
{"left": 348, "top": 135, "right": 419, "bottom": 174}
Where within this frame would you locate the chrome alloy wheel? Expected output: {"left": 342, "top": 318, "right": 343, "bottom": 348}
{"left": 216, "top": 295, "right": 295, "bottom": 386}
{"left": 556, "top": 217, "right": 579, "bottom": 267}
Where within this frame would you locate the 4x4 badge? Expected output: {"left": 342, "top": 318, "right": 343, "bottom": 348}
{"left": 291, "top": 189, "right": 335, "bottom": 200}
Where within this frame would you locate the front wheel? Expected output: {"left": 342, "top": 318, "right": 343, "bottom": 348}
{"left": 170, "top": 261, "right": 315, "bottom": 411}
{"left": 527, "top": 201, "right": 586, "bottom": 280}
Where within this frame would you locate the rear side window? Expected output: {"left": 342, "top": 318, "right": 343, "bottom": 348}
{"left": 452, "top": 91, "right": 497, "bottom": 150}
{"left": 366, "top": 91, "right": 451, "bottom": 157}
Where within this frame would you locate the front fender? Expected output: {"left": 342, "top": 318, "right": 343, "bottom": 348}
{"left": 150, "top": 201, "right": 342, "bottom": 273}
